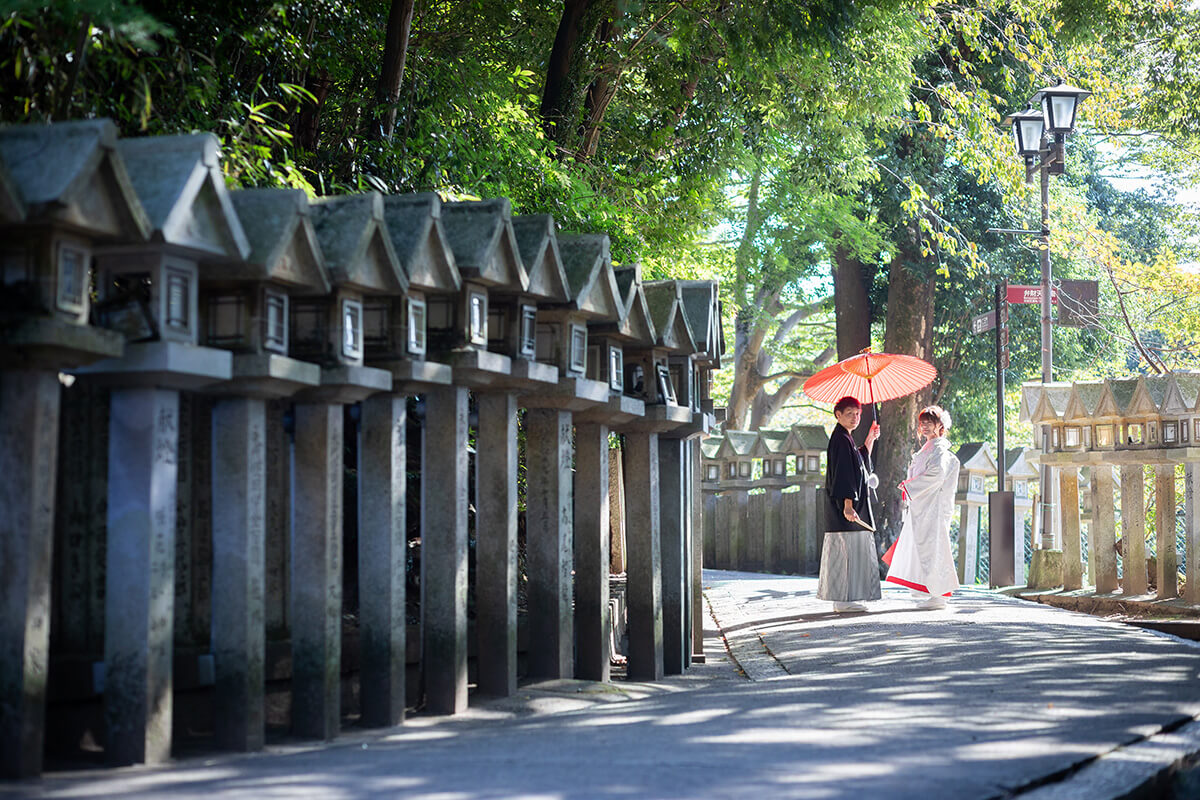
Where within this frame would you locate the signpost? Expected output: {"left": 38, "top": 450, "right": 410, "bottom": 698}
{"left": 972, "top": 280, "right": 1016, "bottom": 587}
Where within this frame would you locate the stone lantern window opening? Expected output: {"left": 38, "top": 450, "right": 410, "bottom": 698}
{"left": 625, "top": 363, "right": 646, "bottom": 398}
{"left": 1164, "top": 420, "right": 1178, "bottom": 444}
{"left": 341, "top": 297, "right": 363, "bottom": 359}
{"left": 1052, "top": 427, "right": 1060, "bottom": 449}
{"left": 165, "top": 267, "right": 190, "bottom": 333}
{"left": 206, "top": 292, "right": 248, "bottom": 349}
{"left": 263, "top": 289, "right": 288, "bottom": 353}
{"left": 1148, "top": 421, "right": 1158, "bottom": 444}
{"left": 535, "top": 322, "right": 557, "bottom": 363}
{"left": 738, "top": 461, "right": 752, "bottom": 478}
{"left": 726, "top": 461, "right": 736, "bottom": 479}
{"left": 1, "top": 245, "right": 29, "bottom": 286}
{"left": 608, "top": 346, "right": 624, "bottom": 391}
{"left": 291, "top": 300, "right": 326, "bottom": 355}
{"left": 1016, "top": 479, "right": 1028, "bottom": 499}
{"left": 1182, "top": 420, "right": 1190, "bottom": 443}
{"left": 773, "top": 459, "right": 786, "bottom": 476}
{"left": 655, "top": 363, "right": 676, "bottom": 404}
{"left": 97, "top": 271, "right": 155, "bottom": 342}
{"left": 807, "top": 455, "right": 820, "bottom": 473}
{"left": 427, "top": 295, "right": 455, "bottom": 332}
{"left": 407, "top": 296, "right": 427, "bottom": 356}
{"left": 1064, "top": 426, "right": 1081, "bottom": 448}
{"left": 971, "top": 475, "right": 985, "bottom": 494}
{"left": 569, "top": 323, "right": 587, "bottom": 374}
{"left": 706, "top": 464, "right": 720, "bottom": 481}
{"left": 518, "top": 304, "right": 537, "bottom": 358}
{"left": 1126, "top": 422, "right": 1144, "bottom": 446}
{"left": 363, "top": 299, "right": 390, "bottom": 353}
{"left": 468, "top": 289, "right": 488, "bottom": 346}
{"left": 56, "top": 242, "right": 89, "bottom": 315}
{"left": 1095, "top": 424, "right": 1114, "bottom": 449}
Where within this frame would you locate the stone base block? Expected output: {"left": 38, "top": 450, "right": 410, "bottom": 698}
{"left": 1027, "top": 549, "right": 1064, "bottom": 590}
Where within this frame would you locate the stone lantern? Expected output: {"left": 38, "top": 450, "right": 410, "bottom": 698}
{"left": 1109, "top": 377, "right": 1158, "bottom": 449}
{"left": 583, "top": 259, "right": 657, "bottom": 424}
{"left": 0, "top": 120, "right": 139, "bottom": 370}
{"left": 536, "top": 233, "right": 623, "bottom": 406}
{"left": 1173, "top": 372, "right": 1200, "bottom": 446}
{"left": 955, "top": 442, "right": 997, "bottom": 584}
{"left": 715, "top": 429, "right": 759, "bottom": 484}
{"left": 642, "top": 280, "right": 699, "bottom": 414}
{"left": 1146, "top": 374, "right": 1191, "bottom": 447}
{"left": 701, "top": 434, "right": 724, "bottom": 485}
{"left": 438, "top": 198, "right": 533, "bottom": 386}
{"left": 1005, "top": 447, "right": 1039, "bottom": 585}
{"left": 789, "top": 424, "right": 828, "bottom": 483}
{"left": 1028, "top": 382, "right": 1072, "bottom": 453}
{"left": 1061, "top": 382, "right": 1119, "bottom": 452}
{"left": 754, "top": 428, "right": 792, "bottom": 483}
{"left": 209, "top": 187, "right": 331, "bottom": 397}
{"left": 0, "top": 118, "right": 149, "bottom": 779}
{"left": 677, "top": 280, "right": 724, "bottom": 422}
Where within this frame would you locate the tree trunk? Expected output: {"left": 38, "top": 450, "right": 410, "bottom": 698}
{"left": 540, "top": 0, "right": 609, "bottom": 149}
{"left": 575, "top": 13, "right": 621, "bottom": 160}
{"left": 373, "top": 0, "right": 416, "bottom": 141}
{"left": 832, "top": 243, "right": 877, "bottom": 444}
{"left": 875, "top": 222, "right": 936, "bottom": 555}
{"left": 296, "top": 70, "right": 334, "bottom": 152}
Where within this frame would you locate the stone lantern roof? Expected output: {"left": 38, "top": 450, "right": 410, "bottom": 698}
{"left": 117, "top": 133, "right": 249, "bottom": 261}
{"left": 700, "top": 435, "right": 723, "bottom": 460}
{"left": 754, "top": 428, "right": 791, "bottom": 456}
{"left": 380, "top": 193, "right": 461, "bottom": 294}
{"left": 643, "top": 281, "right": 698, "bottom": 355}
{"left": 310, "top": 192, "right": 407, "bottom": 295}
{"left": 604, "top": 263, "right": 656, "bottom": 345}
{"left": 511, "top": 214, "right": 570, "bottom": 303}
{"left": 1063, "top": 381, "right": 1119, "bottom": 423}
{"left": 676, "top": 280, "right": 723, "bottom": 368}
{"left": 1174, "top": 372, "right": 1200, "bottom": 412}
{"left": 556, "top": 234, "right": 623, "bottom": 321}
{"left": 226, "top": 188, "right": 331, "bottom": 295}
{"left": 956, "top": 442, "right": 997, "bottom": 474}
{"left": 0, "top": 118, "right": 149, "bottom": 240}
{"left": 441, "top": 198, "right": 527, "bottom": 291}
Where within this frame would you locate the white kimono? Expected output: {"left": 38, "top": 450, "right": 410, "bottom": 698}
{"left": 885, "top": 436, "right": 960, "bottom": 597}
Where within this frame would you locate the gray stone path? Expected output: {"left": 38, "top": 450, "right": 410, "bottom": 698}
{"left": 5, "top": 570, "right": 1200, "bottom": 799}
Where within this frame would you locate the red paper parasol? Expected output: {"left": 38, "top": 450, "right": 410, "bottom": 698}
{"left": 802, "top": 349, "right": 936, "bottom": 407}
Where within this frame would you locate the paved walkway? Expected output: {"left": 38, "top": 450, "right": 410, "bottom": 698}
{"left": 6, "top": 570, "right": 1200, "bottom": 799}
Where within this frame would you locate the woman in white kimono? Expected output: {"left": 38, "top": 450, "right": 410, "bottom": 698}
{"left": 885, "top": 405, "right": 960, "bottom": 609}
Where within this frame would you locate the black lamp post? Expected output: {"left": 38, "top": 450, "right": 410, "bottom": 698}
{"left": 1002, "top": 77, "right": 1091, "bottom": 551}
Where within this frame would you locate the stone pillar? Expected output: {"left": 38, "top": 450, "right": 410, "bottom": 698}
{"left": 358, "top": 394, "right": 406, "bottom": 725}
{"left": 623, "top": 431, "right": 663, "bottom": 682}
{"left": 957, "top": 504, "right": 980, "bottom": 584}
{"left": 1185, "top": 464, "right": 1200, "bottom": 606}
{"left": 104, "top": 388, "right": 179, "bottom": 766}
{"left": 290, "top": 403, "right": 343, "bottom": 740}
{"left": 210, "top": 396, "right": 267, "bottom": 751}
{"left": 763, "top": 486, "right": 782, "bottom": 573}
{"left": 574, "top": 422, "right": 610, "bottom": 683}
{"left": 802, "top": 483, "right": 820, "bottom": 574}
{"left": 524, "top": 409, "right": 574, "bottom": 680}
{"left": 690, "top": 441, "right": 704, "bottom": 661}
{"left": 731, "top": 491, "right": 748, "bottom": 570}
{"left": 1120, "top": 465, "right": 1148, "bottom": 595}
{"left": 1060, "top": 469, "right": 1082, "bottom": 591}
{"left": 475, "top": 393, "right": 518, "bottom": 695}
{"left": 608, "top": 446, "right": 627, "bottom": 574}
{"left": 0, "top": 371, "right": 61, "bottom": 778}
{"left": 658, "top": 437, "right": 685, "bottom": 676}
{"left": 422, "top": 385, "right": 468, "bottom": 714}
{"left": 1091, "top": 465, "right": 1118, "bottom": 594}
{"left": 1155, "top": 465, "right": 1178, "bottom": 600}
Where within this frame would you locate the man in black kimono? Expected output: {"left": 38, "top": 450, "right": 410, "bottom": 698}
{"left": 818, "top": 395, "right": 882, "bottom": 611}
{"left": 825, "top": 395, "right": 879, "bottom": 532}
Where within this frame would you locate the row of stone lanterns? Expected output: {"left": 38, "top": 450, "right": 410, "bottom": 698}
{"left": 0, "top": 119, "right": 724, "bottom": 777}
{"left": 1020, "top": 376, "right": 1200, "bottom": 600}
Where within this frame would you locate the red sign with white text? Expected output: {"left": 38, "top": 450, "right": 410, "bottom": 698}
{"left": 1006, "top": 285, "right": 1058, "bottom": 304}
